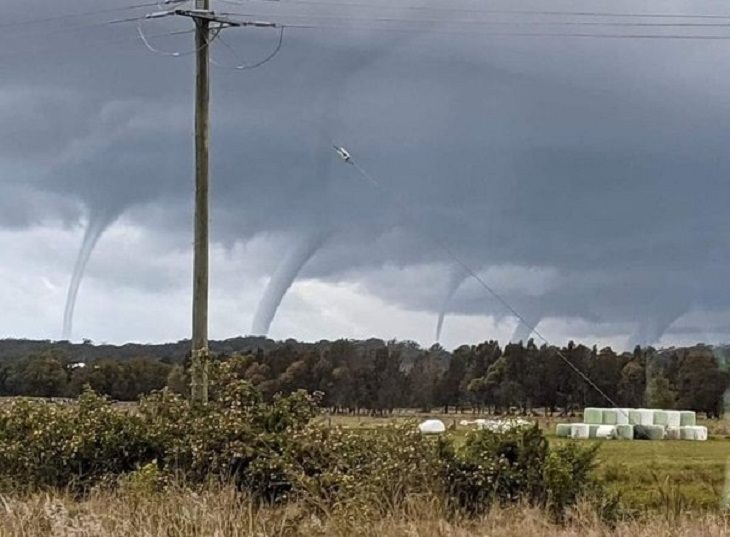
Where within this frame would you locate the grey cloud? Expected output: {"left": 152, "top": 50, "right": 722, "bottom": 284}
{"left": 2, "top": 0, "right": 730, "bottom": 345}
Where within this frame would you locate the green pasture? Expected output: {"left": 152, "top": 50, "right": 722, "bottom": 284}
{"left": 317, "top": 413, "right": 730, "bottom": 511}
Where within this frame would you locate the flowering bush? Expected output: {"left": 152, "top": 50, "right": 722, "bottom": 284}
{"left": 0, "top": 390, "right": 151, "bottom": 490}
{"left": 0, "top": 364, "right": 600, "bottom": 518}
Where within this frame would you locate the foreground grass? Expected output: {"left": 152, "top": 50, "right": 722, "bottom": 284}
{"left": 0, "top": 487, "right": 728, "bottom": 537}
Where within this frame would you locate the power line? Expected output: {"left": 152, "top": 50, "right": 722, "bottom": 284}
{"left": 0, "top": 14, "right": 155, "bottom": 43}
{"left": 220, "top": 10, "right": 730, "bottom": 29}
{"left": 0, "top": 27, "right": 194, "bottom": 62}
{"left": 276, "top": 21, "right": 730, "bottom": 40}
{"left": 211, "top": 27, "right": 285, "bottom": 70}
{"left": 137, "top": 18, "right": 222, "bottom": 57}
{"left": 332, "top": 144, "right": 629, "bottom": 413}
{"left": 220, "top": 0, "right": 730, "bottom": 21}
{"left": 0, "top": 2, "right": 169, "bottom": 30}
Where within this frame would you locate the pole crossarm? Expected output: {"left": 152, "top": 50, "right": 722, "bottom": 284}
{"left": 174, "top": 9, "right": 276, "bottom": 28}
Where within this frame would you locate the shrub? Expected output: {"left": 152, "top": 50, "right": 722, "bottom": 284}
{"left": 0, "top": 390, "right": 151, "bottom": 491}
{"left": 0, "top": 364, "right": 601, "bottom": 519}
{"left": 284, "top": 422, "right": 442, "bottom": 514}
{"left": 441, "top": 424, "right": 600, "bottom": 517}
{"left": 544, "top": 441, "right": 600, "bottom": 518}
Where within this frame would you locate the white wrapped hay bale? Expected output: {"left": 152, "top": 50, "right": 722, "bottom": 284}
{"left": 665, "top": 426, "right": 681, "bottom": 440}
{"left": 679, "top": 411, "right": 696, "bottom": 427}
{"left": 634, "top": 424, "right": 664, "bottom": 440}
{"left": 680, "top": 425, "right": 708, "bottom": 441}
{"left": 637, "top": 409, "right": 654, "bottom": 426}
{"left": 418, "top": 419, "right": 446, "bottom": 434}
{"left": 629, "top": 408, "right": 641, "bottom": 425}
{"left": 601, "top": 409, "right": 618, "bottom": 425}
{"left": 555, "top": 424, "right": 572, "bottom": 438}
{"left": 583, "top": 407, "right": 603, "bottom": 425}
{"left": 596, "top": 425, "right": 616, "bottom": 439}
{"left": 615, "top": 424, "right": 634, "bottom": 440}
{"left": 570, "top": 423, "right": 590, "bottom": 439}
{"left": 615, "top": 409, "right": 630, "bottom": 425}
{"left": 665, "top": 411, "right": 681, "bottom": 428}
{"left": 653, "top": 410, "right": 669, "bottom": 426}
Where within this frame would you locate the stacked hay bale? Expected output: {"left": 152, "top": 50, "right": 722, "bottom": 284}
{"left": 680, "top": 411, "right": 696, "bottom": 426}
{"left": 636, "top": 408, "right": 655, "bottom": 426}
{"left": 570, "top": 423, "right": 590, "bottom": 439}
{"left": 616, "top": 409, "right": 630, "bottom": 425}
{"left": 583, "top": 407, "right": 603, "bottom": 425}
{"left": 634, "top": 424, "right": 665, "bottom": 440}
{"left": 679, "top": 425, "right": 708, "bottom": 441}
{"left": 555, "top": 408, "right": 703, "bottom": 441}
{"left": 601, "top": 408, "right": 618, "bottom": 426}
{"left": 616, "top": 424, "right": 634, "bottom": 440}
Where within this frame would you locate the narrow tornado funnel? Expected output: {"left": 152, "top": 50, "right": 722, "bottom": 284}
{"left": 627, "top": 308, "right": 686, "bottom": 349}
{"left": 435, "top": 267, "right": 468, "bottom": 343}
{"left": 250, "top": 229, "right": 330, "bottom": 336}
{"left": 62, "top": 208, "right": 118, "bottom": 340}
{"left": 510, "top": 312, "right": 543, "bottom": 344}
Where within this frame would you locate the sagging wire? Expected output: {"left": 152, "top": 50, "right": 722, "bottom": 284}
{"left": 137, "top": 18, "right": 223, "bottom": 57}
{"left": 332, "top": 143, "right": 627, "bottom": 414}
{"left": 211, "top": 26, "right": 285, "bottom": 70}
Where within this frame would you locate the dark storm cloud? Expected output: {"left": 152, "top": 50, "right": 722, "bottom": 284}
{"left": 2, "top": 0, "right": 730, "bottom": 344}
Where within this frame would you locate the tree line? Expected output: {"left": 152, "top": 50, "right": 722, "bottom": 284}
{"left": 0, "top": 338, "right": 727, "bottom": 417}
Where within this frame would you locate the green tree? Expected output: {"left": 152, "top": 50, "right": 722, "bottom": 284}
{"left": 9, "top": 352, "right": 68, "bottom": 397}
{"left": 618, "top": 358, "right": 646, "bottom": 407}
{"left": 647, "top": 374, "right": 676, "bottom": 409}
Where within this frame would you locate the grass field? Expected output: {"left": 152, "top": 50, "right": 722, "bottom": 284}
{"left": 1, "top": 488, "right": 728, "bottom": 537}
{"left": 315, "top": 412, "right": 730, "bottom": 511}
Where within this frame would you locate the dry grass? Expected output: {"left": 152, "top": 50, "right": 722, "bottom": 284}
{"left": 0, "top": 488, "right": 727, "bottom": 537}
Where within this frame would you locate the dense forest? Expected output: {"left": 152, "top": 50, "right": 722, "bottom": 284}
{"left": 0, "top": 337, "right": 727, "bottom": 417}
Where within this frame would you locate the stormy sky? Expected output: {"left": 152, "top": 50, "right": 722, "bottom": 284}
{"left": 2, "top": 0, "right": 730, "bottom": 350}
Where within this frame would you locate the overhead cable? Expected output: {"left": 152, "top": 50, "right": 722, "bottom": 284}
{"left": 219, "top": 0, "right": 730, "bottom": 21}
{"left": 211, "top": 27, "right": 285, "bottom": 70}
{"left": 137, "top": 18, "right": 222, "bottom": 57}
{"left": 0, "top": 28, "right": 194, "bottom": 63}
{"left": 275, "top": 20, "right": 730, "bottom": 40}
{"left": 0, "top": 2, "right": 167, "bottom": 30}
{"left": 333, "top": 144, "right": 626, "bottom": 412}
{"left": 220, "top": 11, "right": 730, "bottom": 29}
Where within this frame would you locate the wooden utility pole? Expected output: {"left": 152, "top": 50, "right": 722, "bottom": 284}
{"left": 146, "top": 3, "right": 277, "bottom": 405}
{"left": 191, "top": 0, "right": 211, "bottom": 405}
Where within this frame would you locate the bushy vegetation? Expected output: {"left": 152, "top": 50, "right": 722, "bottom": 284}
{"left": 1, "top": 338, "right": 727, "bottom": 418}
{"left": 0, "top": 358, "right": 604, "bottom": 519}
